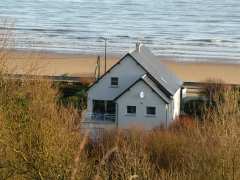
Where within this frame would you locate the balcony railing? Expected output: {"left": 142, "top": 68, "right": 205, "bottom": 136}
{"left": 85, "top": 113, "right": 116, "bottom": 122}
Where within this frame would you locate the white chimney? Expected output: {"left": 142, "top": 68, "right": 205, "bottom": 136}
{"left": 136, "top": 41, "right": 141, "bottom": 52}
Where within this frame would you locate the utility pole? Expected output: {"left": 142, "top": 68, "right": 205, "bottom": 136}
{"left": 100, "top": 37, "right": 107, "bottom": 73}
{"left": 104, "top": 38, "right": 107, "bottom": 73}
{"left": 94, "top": 55, "right": 101, "bottom": 80}
{"left": 97, "top": 55, "right": 100, "bottom": 79}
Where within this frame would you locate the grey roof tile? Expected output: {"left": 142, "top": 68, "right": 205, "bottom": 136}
{"left": 130, "top": 44, "right": 183, "bottom": 95}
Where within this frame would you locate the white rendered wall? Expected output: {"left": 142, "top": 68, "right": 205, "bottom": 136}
{"left": 173, "top": 88, "right": 181, "bottom": 119}
{"left": 116, "top": 80, "right": 169, "bottom": 130}
{"left": 87, "top": 55, "right": 145, "bottom": 112}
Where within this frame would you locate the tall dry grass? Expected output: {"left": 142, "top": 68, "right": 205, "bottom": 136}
{"left": 81, "top": 83, "right": 240, "bottom": 180}
{"left": 0, "top": 22, "right": 240, "bottom": 180}
{"left": 0, "top": 23, "right": 85, "bottom": 179}
{"left": 0, "top": 77, "right": 86, "bottom": 179}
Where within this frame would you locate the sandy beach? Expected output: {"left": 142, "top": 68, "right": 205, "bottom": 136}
{"left": 4, "top": 50, "right": 240, "bottom": 85}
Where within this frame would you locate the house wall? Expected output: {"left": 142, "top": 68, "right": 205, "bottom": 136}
{"left": 87, "top": 55, "right": 145, "bottom": 112}
{"left": 173, "top": 88, "right": 181, "bottom": 119}
{"left": 164, "top": 88, "right": 181, "bottom": 126}
{"left": 116, "top": 80, "right": 169, "bottom": 130}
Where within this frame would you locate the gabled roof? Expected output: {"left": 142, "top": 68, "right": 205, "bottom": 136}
{"left": 130, "top": 44, "right": 183, "bottom": 95}
{"left": 88, "top": 44, "right": 183, "bottom": 97}
{"left": 114, "top": 74, "right": 171, "bottom": 104}
{"left": 141, "top": 74, "right": 171, "bottom": 103}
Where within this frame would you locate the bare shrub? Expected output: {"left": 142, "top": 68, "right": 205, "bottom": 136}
{"left": 0, "top": 76, "right": 239, "bottom": 179}
{"left": 0, "top": 19, "right": 240, "bottom": 180}
{"left": 0, "top": 78, "right": 84, "bottom": 179}
{"left": 82, "top": 82, "right": 240, "bottom": 179}
{"left": 0, "top": 22, "right": 85, "bottom": 179}
{"left": 203, "top": 79, "right": 240, "bottom": 124}
{"left": 170, "top": 115, "right": 197, "bottom": 130}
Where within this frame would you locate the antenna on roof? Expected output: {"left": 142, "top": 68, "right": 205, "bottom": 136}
{"left": 99, "top": 37, "right": 107, "bottom": 73}
{"left": 136, "top": 35, "right": 144, "bottom": 52}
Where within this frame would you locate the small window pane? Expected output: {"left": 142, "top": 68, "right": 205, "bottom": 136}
{"left": 111, "top": 77, "right": 118, "bottom": 86}
{"left": 146, "top": 106, "right": 156, "bottom": 115}
{"left": 127, "top": 106, "right": 136, "bottom": 114}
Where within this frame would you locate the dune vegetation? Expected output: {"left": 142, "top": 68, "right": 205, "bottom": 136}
{"left": 0, "top": 27, "right": 240, "bottom": 180}
{"left": 0, "top": 71, "right": 240, "bottom": 180}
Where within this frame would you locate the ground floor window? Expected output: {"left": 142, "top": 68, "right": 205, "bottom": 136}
{"left": 91, "top": 100, "right": 116, "bottom": 122}
{"left": 146, "top": 106, "right": 156, "bottom": 116}
{"left": 127, "top": 106, "right": 136, "bottom": 114}
{"left": 93, "top": 100, "right": 116, "bottom": 114}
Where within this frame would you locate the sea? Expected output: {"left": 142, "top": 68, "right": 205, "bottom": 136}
{"left": 0, "top": 0, "right": 240, "bottom": 62}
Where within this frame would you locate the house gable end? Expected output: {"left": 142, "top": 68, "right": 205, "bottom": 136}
{"left": 115, "top": 79, "right": 170, "bottom": 129}
{"left": 87, "top": 53, "right": 147, "bottom": 100}
{"left": 114, "top": 78, "right": 170, "bottom": 104}
{"left": 88, "top": 49, "right": 176, "bottom": 99}
{"left": 88, "top": 53, "right": 145, "bottom": 91}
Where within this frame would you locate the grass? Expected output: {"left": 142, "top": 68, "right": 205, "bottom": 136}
{"left": 0, "top": 77, "right": 84, "bottom": 179}
{"left": 2, "top": 80, "right": 239, "bottom": 180}
{"left": 0, "top": 66, "right": 240, "bottom": 180}
{"left": 0, "top": 25, "right": 240, "bottom": 179}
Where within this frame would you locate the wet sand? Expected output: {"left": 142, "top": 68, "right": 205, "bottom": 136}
{"left": 4, "top": 50, "right": 240, "bottom": 85}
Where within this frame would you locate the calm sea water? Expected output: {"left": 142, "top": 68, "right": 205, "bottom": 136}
{"left": 0, "top": 0, "right": 240, "bottom": 61}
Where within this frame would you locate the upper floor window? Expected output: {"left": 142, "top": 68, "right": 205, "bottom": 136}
{"left": 146, "top": 106, "right": 156, "bottom": 116}
{"left": 111, "top": 77, "right": 118, "bottom": 87}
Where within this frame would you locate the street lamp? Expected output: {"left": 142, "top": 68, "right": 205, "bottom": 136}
{"left": 99, "top": 37, "right": 107, "bottom": 73}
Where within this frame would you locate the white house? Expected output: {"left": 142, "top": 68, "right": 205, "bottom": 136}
{"left": 85, "top": 43, "right": 183, "bottom": 129}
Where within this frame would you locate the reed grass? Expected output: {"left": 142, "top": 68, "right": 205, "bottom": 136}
{"left": 0, "top": 65, "right": 240, "bottom": 180}
{"left": 0, "top": 25, "right": 240, "bottom": 179}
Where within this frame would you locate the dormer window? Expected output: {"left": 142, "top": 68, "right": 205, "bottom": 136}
{"left": 111, "top": 77, "right": 118, "bottom": 87}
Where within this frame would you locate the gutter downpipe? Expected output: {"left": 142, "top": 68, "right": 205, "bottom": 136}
{"left": 165, "top": 104, "right": 168, "bottom": 128}
{"left": 180, "top": 86, "right": 184, "bottom": 114}
{"left": 116, "top": 103, "right": 118, "bottom": 128}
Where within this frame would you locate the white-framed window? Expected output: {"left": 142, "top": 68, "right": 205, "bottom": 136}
{"left": 111, "top": 77, "right": 118, "bottom": 87}
{"left": 146, "top": 106, "right": 156, "bottom": 116}
{"left": 126, "top": 105, "right": 136, "bottom": 115}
